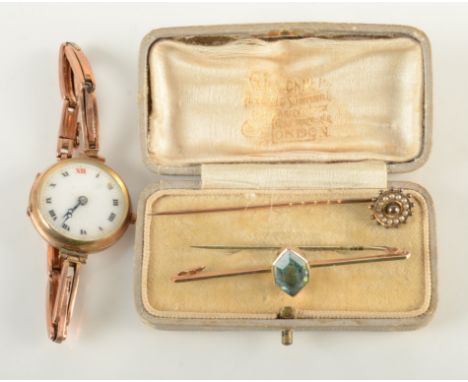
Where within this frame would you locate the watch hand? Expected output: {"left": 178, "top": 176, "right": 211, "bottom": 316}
{"left": 62, "top": 214, "right": 71, "bottom": 225}
{"left": 62, "top": 196, "right": 88, "bottom": 221}
{"left": 62, "top": 202, "right": 80, "bottom": 219}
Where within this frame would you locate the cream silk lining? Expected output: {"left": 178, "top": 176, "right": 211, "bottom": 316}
{"left": 147, "top": 36, "right": 423, "bottom": 167}
{"left": 201, "top": 162, "right": 387, "bottom": 189}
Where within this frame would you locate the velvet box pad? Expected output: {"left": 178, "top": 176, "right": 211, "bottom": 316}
{"left": 135, "top": 23, "right": 436, "bottom": 339}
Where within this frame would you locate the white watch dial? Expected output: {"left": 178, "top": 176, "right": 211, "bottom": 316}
{"left": 38, "top": 160, "right": 128, "bottom": 241}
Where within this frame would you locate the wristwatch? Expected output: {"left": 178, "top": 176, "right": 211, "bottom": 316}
{"left": 27, "top": 42, "right": 133, "bottom": 343}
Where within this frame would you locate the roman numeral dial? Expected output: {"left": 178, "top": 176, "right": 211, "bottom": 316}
{"left": 38, "top": 160, "right": 129, "bottom": 242}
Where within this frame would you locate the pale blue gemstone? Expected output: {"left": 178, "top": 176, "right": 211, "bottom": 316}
{"left": 272, "top": 249, "right": 310, "bottom": 296}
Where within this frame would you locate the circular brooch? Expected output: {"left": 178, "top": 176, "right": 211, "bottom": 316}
{"left": 370, "top": 188, "right": 413, "bottom": 228}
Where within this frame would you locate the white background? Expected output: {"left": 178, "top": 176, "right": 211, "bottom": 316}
{"left": 0, "top": 2, "right": 467, "bottom": 379}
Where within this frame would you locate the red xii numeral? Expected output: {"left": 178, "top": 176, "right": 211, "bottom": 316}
{"left": 76, "top": 167, "right": 86, "bottom": 174}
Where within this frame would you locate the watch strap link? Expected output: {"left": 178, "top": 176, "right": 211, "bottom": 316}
{"left": 57, "top": 42, "right": 100, "bottom": 160}
{"left": 47, "top": 246, "right": 86, "bottom": 343}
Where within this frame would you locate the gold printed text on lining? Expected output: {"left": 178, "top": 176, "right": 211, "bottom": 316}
{"left": 242, "top": 72, "right": 333, "bottom": 145}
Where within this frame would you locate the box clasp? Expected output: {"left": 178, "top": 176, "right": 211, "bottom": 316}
{"left": 278, "top": 306, "right": 296, "bottom": 346}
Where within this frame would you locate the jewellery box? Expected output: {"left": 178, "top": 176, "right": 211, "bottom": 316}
{"left": 135, "top": 22, "right": 436, "bottom": 344}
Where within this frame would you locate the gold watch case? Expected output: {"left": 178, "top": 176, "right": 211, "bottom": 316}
{"left": 28, "top": 157, "right": 132, "bottom": 255}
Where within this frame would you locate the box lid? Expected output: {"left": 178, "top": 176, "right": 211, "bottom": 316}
{"left": 139, "top": 22, "right": 432, "bottom": 176}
